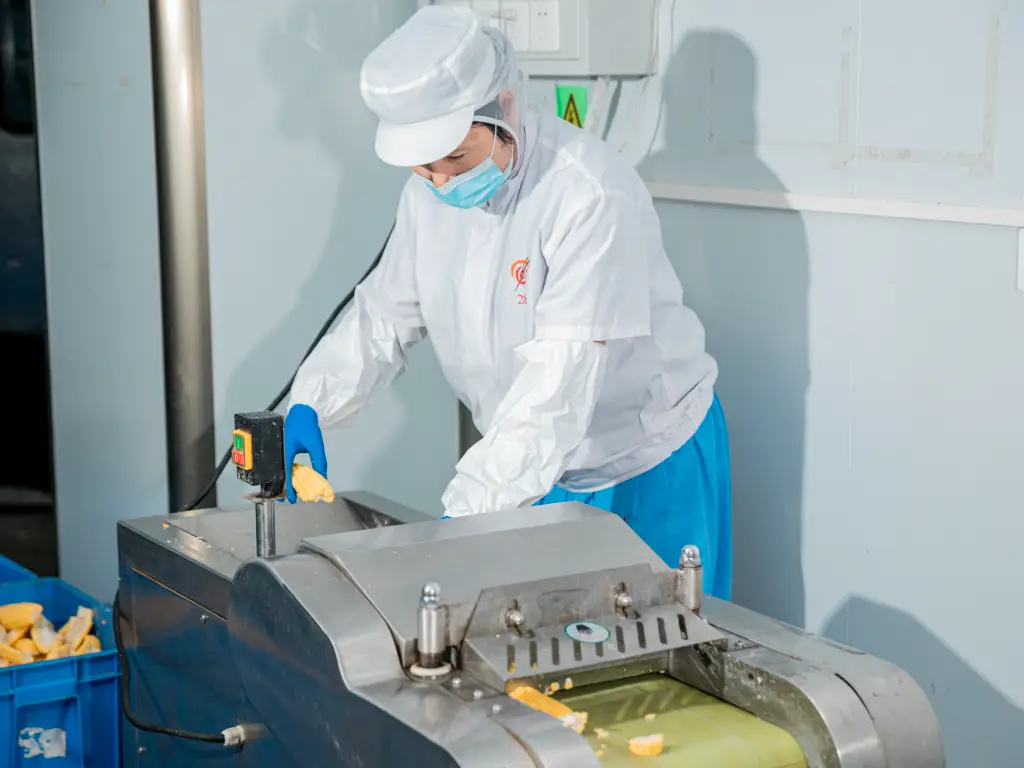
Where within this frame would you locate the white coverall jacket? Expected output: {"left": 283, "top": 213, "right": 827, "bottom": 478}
{"left": 289, "top": 108, "right": 718, "bottom": 517}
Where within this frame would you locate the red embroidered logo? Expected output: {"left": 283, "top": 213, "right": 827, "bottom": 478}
{"left": 511, "top": 259, "right": 529, "bottom": 305}
{"left": 511, "top": 259, "right": 529, "bottom": 286}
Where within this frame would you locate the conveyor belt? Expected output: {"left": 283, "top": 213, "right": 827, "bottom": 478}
{"left": 555, "top": 673, "right": 807, "bottom": 767}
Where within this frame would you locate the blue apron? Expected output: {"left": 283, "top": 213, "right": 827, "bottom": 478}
{"left": 536, "top": 394, "right": 732, "bottom": 600}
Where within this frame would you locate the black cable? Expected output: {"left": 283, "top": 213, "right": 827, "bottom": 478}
{"left": 112, "top": 590, "right": 228, "bottom": 744}
{"left": 178, "top": 226, "right": 395, "bottom": 512}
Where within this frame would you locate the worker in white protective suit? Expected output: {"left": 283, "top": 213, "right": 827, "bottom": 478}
{"left": 285, "top": 6, "right": 732, "bottom": 598}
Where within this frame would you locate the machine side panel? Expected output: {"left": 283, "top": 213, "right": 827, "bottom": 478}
{"left": 704, "top": 597, "right": 945, "bottom": 768}
{"left": 671, "top": 641, "right": 884, "bottom": 768}
{"left": 229, "top": 554, "right": 539, "bottom": 768}
{"left": 120, "top": 566, "right": 293, "bottom": 767}
{"left": 118, "top": 518, "right": 236, "bottom": 618}
{"left": 116, "top": 493, "right": 435, "bottom": 619}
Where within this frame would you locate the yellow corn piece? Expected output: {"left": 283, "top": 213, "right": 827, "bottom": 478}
{"left": 508, "top": 685, "right": 577, "bottom": 720}
{"left": 291, "top": 463, "right": 335, "bottom": 504}
{"left": 0, "top": 641, "right": 27, "bottom": 664}
{"left": 507, "top": 685, "right": 590, "bottom": 734}
{"left": 72, "top": 635, "right": 101, "bottom": 656}
{"left": 0, "top": 602, "right": 43, "bottom": 631}
{"left": 6, "top": 626, "right": 29, "bottom": 644}
{"left": 31, "top": 616, "right": 60, "bottom": 655}
{"left": 13, "top": 637, "right": 36, "bottom": 655}
{"left": 561, "top": 711, "right": 588, "bottom": 734}
{"left": 64, "top": 607, "right": 95, "bottom": 651}
{"left": 46, "top": 644, "right": 71, "bottom": 661}
{"left": 628, "top": 734, "right": 665, "bottom": 757}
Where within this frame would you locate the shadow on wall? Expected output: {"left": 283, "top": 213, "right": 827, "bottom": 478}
{"left": 221, "top": 1, "right": 448, "bottom": 507}
{"left": 639, "top": 30, "right": 809, "bottom": 627}
{"left": 823, "top": 596, "right": 1024, "bottom": 768}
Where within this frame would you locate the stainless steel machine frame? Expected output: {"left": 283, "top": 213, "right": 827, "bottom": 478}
{"left": 117, "top": 494, "right": 944, "bottom": 767}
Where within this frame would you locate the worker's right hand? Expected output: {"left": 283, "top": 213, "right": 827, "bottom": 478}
{"left": 284, "top": 404, "right": 327, "bottom": 504}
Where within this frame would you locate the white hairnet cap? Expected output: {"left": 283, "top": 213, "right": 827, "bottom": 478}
{"left": 360, "top": 6, "right": 526, "bottom": 167}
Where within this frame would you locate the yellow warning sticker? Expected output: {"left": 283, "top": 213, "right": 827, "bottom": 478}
{"left": 562, "top": 93, "right": 582, "bottom": 128}
{"left": 556, "top": 86, "right": 588, "bottom": 129}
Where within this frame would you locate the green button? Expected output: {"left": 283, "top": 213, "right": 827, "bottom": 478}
{"left": 234, "top": 434, "right": 244, "bottom": 451}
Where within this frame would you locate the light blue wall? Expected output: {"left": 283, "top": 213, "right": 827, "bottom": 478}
{"left": 199, "top": 0, "right": 455, "bottom": 513}
{"left": 33, "top": 0, "right": 454, "bottom": 600}
{"left": 32, "top": 0, "right": 168, "bottom": 599}
{"left": 530, "top": 1, "right": 1024, "bottom": 765}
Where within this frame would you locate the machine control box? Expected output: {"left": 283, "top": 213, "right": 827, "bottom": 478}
{"left": 233, "top": 411, "right": 285, "bottom": 498}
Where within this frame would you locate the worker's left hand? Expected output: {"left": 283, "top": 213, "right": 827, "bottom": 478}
{"left": 284, "top": 404, "right": 327, "bottom": 503}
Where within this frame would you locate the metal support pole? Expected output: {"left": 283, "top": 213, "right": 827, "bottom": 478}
{"left": 416, "top": 583, "right": 448, "bottom": 669}
{"left": 149, "top": 0, "right": 216, "bottom": 511}
{"left": 254, "top": 499, "right": 276, "bottom": 558}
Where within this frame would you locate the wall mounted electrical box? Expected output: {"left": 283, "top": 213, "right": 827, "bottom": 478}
{"left": 423, "top": 0, "right": 659, "bottom": 77}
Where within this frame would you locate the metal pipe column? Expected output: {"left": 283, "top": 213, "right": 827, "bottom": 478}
{"left": 254, "top": 499, "right": 276, "bottom": 558}
{"left": 149, "top": 0, "right": 216, "bottom": 511}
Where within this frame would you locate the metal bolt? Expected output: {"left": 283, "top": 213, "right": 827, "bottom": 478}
{"left": 421, "top": 582, "right": 441, "bottom": 605}
{"left": 451, "top": 676, "right": 463, "bottom": 688}
{"left": 491, "top": 703, "right": 502, "bottom": 715}
{"left": 200, "top": 614, "right": 208, "bottom": 624}
{"left": 137, "top": 746, "right": 147, "bottom": 755}
{"left": 473, "top": 689, "right": 484, "bottom": 700}
{"left": 505, "top": 609, "right": 525, "bottom": 629}
{"left": 681, "top": 545, "right": 701, "bottom": 568}
{"left": 615, "top": 593, "right": 634, "bottom": 610}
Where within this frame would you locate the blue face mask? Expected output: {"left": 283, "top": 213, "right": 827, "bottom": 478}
{"left": 426, "top": 132, "right": 512, "bottom": 209}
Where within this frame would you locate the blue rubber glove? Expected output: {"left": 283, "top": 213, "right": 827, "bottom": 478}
{"left": 284, "top": 404, "right": 327, "bottom": 504}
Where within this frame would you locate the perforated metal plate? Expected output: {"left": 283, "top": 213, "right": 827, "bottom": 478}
{"left": 462, "top": 605, "right": 725, "bottom": 690}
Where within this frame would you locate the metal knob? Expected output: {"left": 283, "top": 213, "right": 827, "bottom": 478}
{"left": 681, "top": 545, "right": 701, "bottom": 568}
{"left": 613, "top": 588, "right": 634, "bottom": 617}
{"left": 421, "top": 582, "right": 441, "bottom": 606}
{"left": 504, "top": 609, "right": 526, "bottom": 631}
{"left": 676, "top": 544, "right": 703, "bottom": 615}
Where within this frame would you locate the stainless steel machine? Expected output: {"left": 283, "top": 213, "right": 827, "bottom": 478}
{"left": 116, "top": 493, "right": 944, "bottom": 767}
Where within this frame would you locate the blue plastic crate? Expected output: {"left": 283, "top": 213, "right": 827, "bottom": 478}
{"left": 0, "top": 555, "right": 36, "bottom": 585}
{"left": 0, "top": 579, "right": 120, "bottom": 767}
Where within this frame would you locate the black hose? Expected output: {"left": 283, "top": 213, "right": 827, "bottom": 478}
{"left": 178, "top": 226, "right": 395, "bottom": 512}
{"left": 112, "top": 590, "right": 227, "bottom": 744}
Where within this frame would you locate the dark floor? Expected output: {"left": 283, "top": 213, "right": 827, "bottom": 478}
{"left": 0, "top": 331, "right": 58, "bottom": 577}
